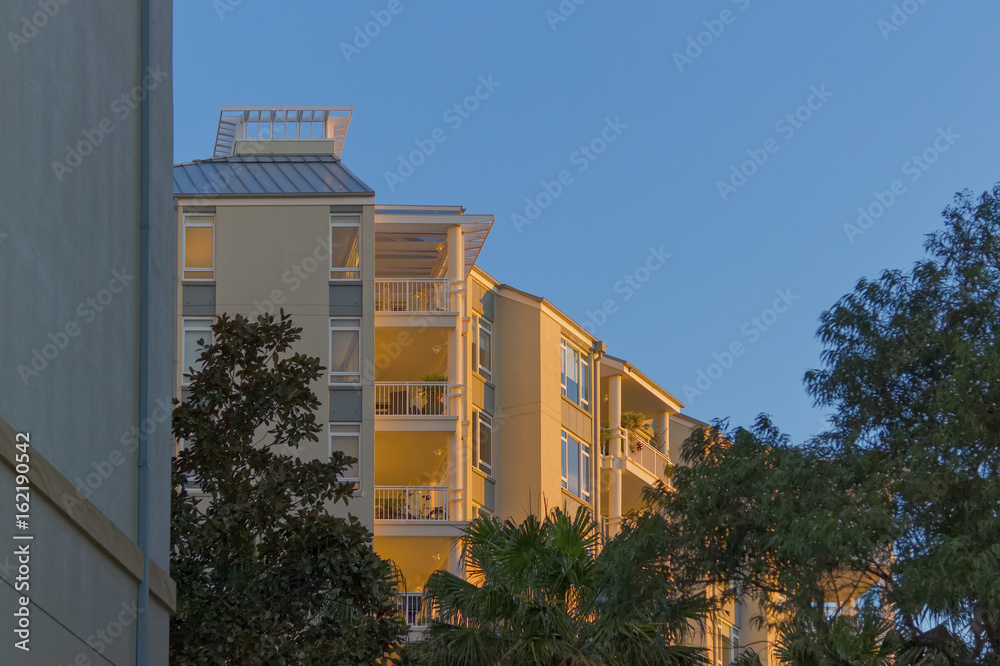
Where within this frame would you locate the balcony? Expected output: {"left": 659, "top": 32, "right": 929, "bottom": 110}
{"left": 375, "top": 279, "right": 450, "bottom": 313}
{"left": 375, "top": 382, "right": 450, "bottom": 416}
{"left": 603, "top": 428, "right": 672, "bottom": 486}
{"left": 622, "top": 431, "right": 671, "bottom": 482}
{"left": 395, "top": 592, "right": 438, "bottom": 629}
{"left": 375, "top": 486, "right": 450, "bottom": 521}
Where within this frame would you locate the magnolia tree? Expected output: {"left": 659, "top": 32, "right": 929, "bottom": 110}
{"left": 170, "top": 312, "right": 403, "bottom": 664}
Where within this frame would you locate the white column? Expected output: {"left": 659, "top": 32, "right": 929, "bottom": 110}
{"left": 446, "top": 225, "right": 465, "bottom": 521}
{"left": 609, "top": 374, "right": 622, "bottom": 537}
{"left": 657, "top": 410, "right": 670, "bottom": 454}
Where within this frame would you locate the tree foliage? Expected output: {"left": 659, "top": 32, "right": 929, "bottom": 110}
{"left": 643, "top": 186, "right": 1000, "bottom": 664}
{"left": 406, "top": 507, "right": 708, "bottom": 666}
{"left": 805, "top": 186, "right": 1000, "bottom": 661}
{"left": 170, "top": 312, "right": 403, "bottom": 665}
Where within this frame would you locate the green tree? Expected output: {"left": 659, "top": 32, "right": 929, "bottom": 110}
{"left": 644, "top": 185, "right": 1000, "bottom": 664}
{"left": 406, "top": 507, "right": 707, "bottom": 666}
{"left": 641, "top": 417, "right": 896, "bottom": 665}
{"left": 806, "top": 185, "right": 1000, "bottom": 661}
{"left": 170, "top": 312, "right": 403, "bottom": 665}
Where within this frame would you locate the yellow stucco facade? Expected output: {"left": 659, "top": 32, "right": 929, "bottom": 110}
{"left": 172, "top": 107, "right": 786, "bottom": 658}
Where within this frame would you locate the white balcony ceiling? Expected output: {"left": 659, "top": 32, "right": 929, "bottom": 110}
{"left": 375, "top": 207, "right": 493, "bottom": 278}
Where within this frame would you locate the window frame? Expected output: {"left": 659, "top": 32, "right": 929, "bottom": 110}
{"left": 560, "top": 339, "right": 591, "bottom": 410}
{"left": 328, "top": 317, "right": 362, "bottom": 386}
{"left": 182, "top": 214, "right": 215, "bottom": 281}
{"left": 329, "top": 422, "right": 362, "bottom": 484}
{"left": 477, "top": 317, "right": 492, "bottom": 381}
{"left": 560, "top": 430, "right": 591, "bottom": 503}
{"left": 329, "top": 214, "right": 361, "bottom": 281}
{"left": 176, "top": 438, "right": 201, "bottom": 491}
{"left": 717, "top": 622, "right": 738, "bottom": 665}
{"left": 181, "top": 317, "right": 214, "bottom": 387}
{"left": 474, "top": 411, "right": 493, "bottom": 476}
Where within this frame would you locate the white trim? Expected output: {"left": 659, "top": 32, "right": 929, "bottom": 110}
{"left": 174, "top": 196, "right": 375, "bottom": 207}
{"left": 182, "top": 214, "right": 215, "bottom": 281}
{"left": 330, "top": 214, "right": 362, "bottom": 280}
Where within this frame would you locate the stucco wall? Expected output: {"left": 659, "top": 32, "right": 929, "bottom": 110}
{"left": 204, "top": 202, "right": 376, "bottom": 528}
{"left": 0, "top": 0, "right": 173, "bottom": 663}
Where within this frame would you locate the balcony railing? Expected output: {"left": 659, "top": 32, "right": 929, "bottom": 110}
{"left": 622, "top": 431, "right": 672, "bottom": 481}
{"left": 375, "top": 382, "right": 450, "bottom": 416}
{"left": 375, "top": 486, "right": 450, "bottom": 521}
{"left": 375, "top": 279, "right": 449, "bottom": 313}
{"left": 395, "top": 592, "right": 437, "bottom": 629}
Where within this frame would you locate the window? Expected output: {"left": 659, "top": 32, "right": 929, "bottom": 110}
{"left": 329, "top": 318, "right": 361, "bottom": 384}
{"left": 474, "top": 411, "right": 492, "bottom": 475}
{"left": 476, "top": 318, "right": 492, "bottom": 380}
{"left": 560, "top": 430, "right": 591, "bottom": 502}
{"left": 329, "top": 423, "right": 361, "bottom": 483}
{"left": 561, "top": 339, "right": 591, "bottom": 409}
{"left": 183, "top": 215, "right": 215, "bottom": 280}
{"left": 330, "top": 215, "right": 361, "bottom": 280}
{"left": 176, "top": 439, "right": 200, "bottom": 490}
{"left": 718, "top": 623, "right": 739, "bottom": 665}
{"left": 181, "top": 318, "right": 213, "bottom": 386}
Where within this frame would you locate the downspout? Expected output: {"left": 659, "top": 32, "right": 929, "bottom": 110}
{"left": 136, "top": 0, "right": 153, "bottom": 662}
{"left": 591, "top": 341, "right": 605, "bottom": 539}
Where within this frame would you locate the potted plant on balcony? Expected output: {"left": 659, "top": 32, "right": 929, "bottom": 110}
{"left": 621, "top": 411, "right": 651, "bottom": 452}
{"left": 419, "top": 372, "right": 448, "bottom": 415}
{"left": 599, "top": 412, "right": 653, "bottom": 455}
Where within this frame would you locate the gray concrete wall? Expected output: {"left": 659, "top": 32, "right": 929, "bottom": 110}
{"left": 0, "top": 0, "right": 174, "bottom": 663}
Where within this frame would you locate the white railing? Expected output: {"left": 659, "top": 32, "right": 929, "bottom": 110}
{"left": 375, "top": 279, "right": 449, "bottom": 313}
{"left": 375, "top": 382, "right": 449, "bottom": 416}
{"left": 396, "top": 592, "right": 438, "bottom": 628}
{"left": 623, "top": 431, "right": 671, "bottom": 481}
{"left": 375, "top": 486, "right": 450, "bottom": 521}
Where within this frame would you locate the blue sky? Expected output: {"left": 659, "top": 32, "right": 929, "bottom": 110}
{"left": 174, "top": 0, "right": 1000, "bottom": 442}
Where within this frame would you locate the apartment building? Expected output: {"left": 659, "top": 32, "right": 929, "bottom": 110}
{"left": 173, "top": 105, "right": 777, "bottom": 661}
{"left": 0, "top": 1, "right": 175, "bottom": 664}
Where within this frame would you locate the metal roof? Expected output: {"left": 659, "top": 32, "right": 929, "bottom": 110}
{"left": 173, "top": 154, "right": 373, "bottom": 197}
